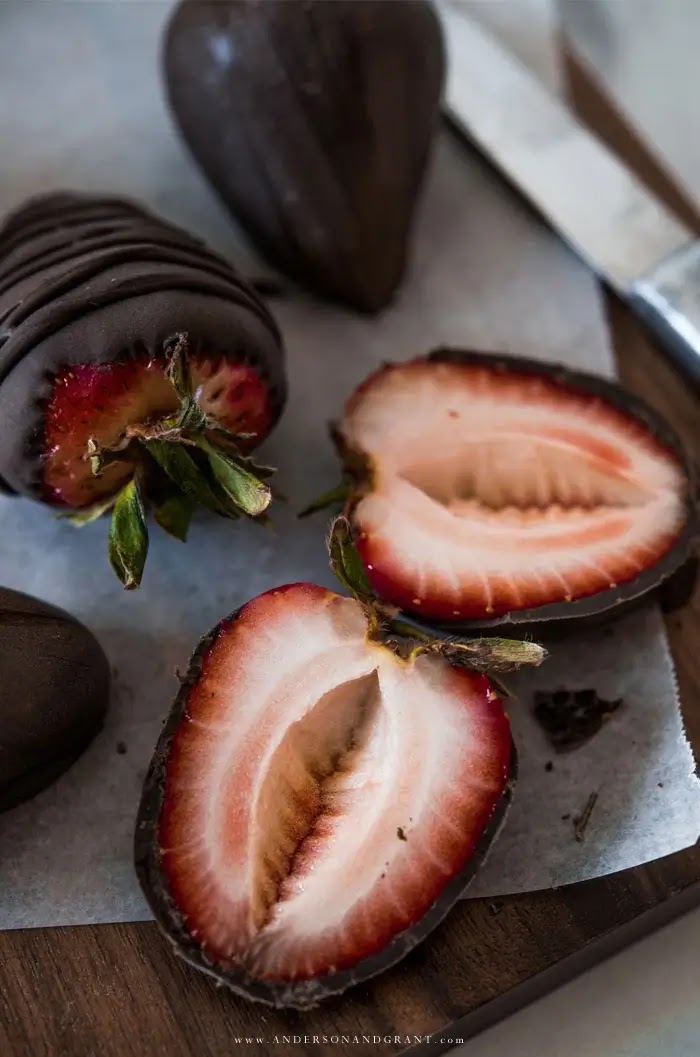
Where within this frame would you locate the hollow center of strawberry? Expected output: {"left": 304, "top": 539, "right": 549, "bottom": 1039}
{"left": 397, "top": 427, "right": 655, "bottom": 514}
{"left": 250, "top": 668, "right": 381, "bottom": 933}
{"left": 43, "top": 348, "right": 272, "bottom": 508}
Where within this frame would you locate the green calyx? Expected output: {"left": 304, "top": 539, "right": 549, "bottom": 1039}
{"left": 327, "top": 516, "right": 547, "bottom": 677}
{"left": 66, "top": 336, "right": 275, "bottom": 590}
{"left": 298, "top": 424, "right": 374, "bottom": 519}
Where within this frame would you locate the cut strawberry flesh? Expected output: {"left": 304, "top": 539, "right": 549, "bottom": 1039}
{"left": 342, "top": 359, "right": 688, "bottom": 620}
{"left": 42, "top": 350, "right": 273, "bottom": 507}
{"left": 156, "top": 584, "right": 511, "bottom": 985}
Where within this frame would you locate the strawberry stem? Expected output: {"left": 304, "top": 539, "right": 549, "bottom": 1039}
{"left": 327, "top": 516, "right": 547, "bottom": 672}
{"left": 299, "top": 479, "right": 349, "bottom": 518}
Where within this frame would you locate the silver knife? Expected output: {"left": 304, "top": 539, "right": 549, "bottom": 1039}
{"left": 439, "top": 3, "right": 700, "bottom": 387}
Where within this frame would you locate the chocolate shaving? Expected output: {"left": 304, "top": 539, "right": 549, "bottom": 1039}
{"left": 573, "top": 792, "right": 598, "bottom": 842}
{"left": 534, "top": 687, "right": 622, "bottom": 751}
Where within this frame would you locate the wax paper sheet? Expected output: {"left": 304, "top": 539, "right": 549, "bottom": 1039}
{"left": 0, "top": 0, "right": 697, "bottom": 928}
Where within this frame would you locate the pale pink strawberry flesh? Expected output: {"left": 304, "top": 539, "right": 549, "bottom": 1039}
{"left": 342, "top": 359, "right": 688, "bottom": 620}
{"left": 42, "top": 351, "right": 273, "bottom": 507}
{"left": 158, "top": 583, "right": 511, "bottom": 981}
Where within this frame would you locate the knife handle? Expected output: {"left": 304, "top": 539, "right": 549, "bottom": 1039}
{"left": 629, "top": 241, "right": 700, "bottom": 388}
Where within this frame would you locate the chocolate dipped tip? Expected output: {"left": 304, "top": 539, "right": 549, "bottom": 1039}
{"left": 163, "top": 0, "right": 445, "bottom": 313}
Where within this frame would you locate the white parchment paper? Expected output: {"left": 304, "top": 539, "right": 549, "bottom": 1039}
{"left": 0, "top": 0, "right": 697, "bottom": 928}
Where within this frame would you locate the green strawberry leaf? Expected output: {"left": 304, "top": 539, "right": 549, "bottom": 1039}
{"left": 195, "top": 437, "right": 272, "bottom": 518}
{"left": 142, "top": 440, "right": 234, "bottom": 518}
{"left": 177, "top": 398, "right": 207, "bottom": 433}
{"left": 108, "top": 479, "right": 149, "bottom": 590}
{"left": 438, "top": 636, "right": 546, "bottom": 672}
{"left": 154, "top": 487, "right": 195, "bottom": 542}
{"left": 327, "top": 516, "right": 375, "bottom": 603}
{"left": 58, "top": 493, "right": 118, "bottom": 526}
{"left": 299, "top": 480, "right": 349, "bottom": 518}
{"left": 202, "top": 428, "right": 276, "bottom": 480}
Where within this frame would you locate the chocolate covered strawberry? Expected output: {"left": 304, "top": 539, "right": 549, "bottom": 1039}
{"left": 319, "top": 350, "right": 698, "bottom": 629}
{"left": 135, "top": 521, "right": 542, "bottom": 1006}
{"left": 0, "top": 192, "right": 286, "bottom": 587}
{"left": 164, "top": 0, "right": 445, "bottom": 312}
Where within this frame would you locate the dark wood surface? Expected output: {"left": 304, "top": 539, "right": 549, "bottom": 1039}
{"left": 2, "top": 50, "right": 699, "bottom": 1057}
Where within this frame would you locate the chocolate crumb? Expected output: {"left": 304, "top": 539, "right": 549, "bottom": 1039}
{"left": 561, "top": 813, "right": 571, "bottom": 821}
{"left": 397, "top": 826, "right": 407, "bottom": 841}
{"left": 116, "top": 741, "right": 128, "bottom": 755}
{"left": 573, "top": 792, "right": 598, "bottom": 842}
{"left": 545, "top": 760, "right": 553, "bottom": 772}
{"left": 658, "top": 781, "right": 664, "bottom": 788}
{"left": 534, "top": 687, "right": 622, "bottom": 750}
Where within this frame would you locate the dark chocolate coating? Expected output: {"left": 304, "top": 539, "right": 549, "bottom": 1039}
{"left": 135, "top": 607, "right": 515, "bottom": 1008}
{"left": 164, "top": 0, "right": 445, "bottom": 313}
{"left": 0, "top": 192, "right": 286, "bottom": 499}
{"left": 0, "top": 587, "right": 110, "bottom": 812}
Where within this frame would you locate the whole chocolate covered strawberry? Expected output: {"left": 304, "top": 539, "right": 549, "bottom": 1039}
{"left": 0, "top": 192, "right": 286, "bottom": 588}
{"left": 323, "top": 350, "right": 698, "bottom": 630}
{"left": 0, "top": 587, "right": 109, "bottom": 812}
{"left": 164, "top": 0, "right": 445, "bottom": 312}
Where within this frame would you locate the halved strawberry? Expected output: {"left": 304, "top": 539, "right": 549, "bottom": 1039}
{"left": 0, "top": 192, "right": 286, "bottom": 588}
{"left": 135, "top": 582, "right": 515, "bottom": 1006}
{"left": 333, "top": 351, "right": 697, "bottom": 627}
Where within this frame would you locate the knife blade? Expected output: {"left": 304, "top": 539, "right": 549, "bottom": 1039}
{"left": 439, "top": 2, "right": 700, "bottom": 387}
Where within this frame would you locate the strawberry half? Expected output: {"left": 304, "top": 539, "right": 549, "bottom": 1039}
{"left": 135, "top": 579, "right": 518, "bottom": 1006}
{"left": 0, "top": 192, "right": 286, "bottom": 588}
{"left": 330, "top": 351, "right": 697, "bottom": 628}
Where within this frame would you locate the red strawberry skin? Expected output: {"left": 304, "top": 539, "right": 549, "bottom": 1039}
{"left": 135, "top": 583, "right": 514, "bottom": 1006}
{"left": 340, "top": 351, "right": 696, "bottom": 626}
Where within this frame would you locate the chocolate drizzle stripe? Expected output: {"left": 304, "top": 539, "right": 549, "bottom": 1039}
{"left": 0, "top": 271, "right": 276, "bottom": 385}
{"left": 1, "top": 239, "right": 279, "bottom": 351}
{"left": 0, "top": 209, "right": 206, "bottom": 274}
{"left": 0, "top": 229, "right": 259, "bottom": 302}
{"left": 0, "top": 192, "right": 150, "bottom": 229}
{"left": 0, "top": 206, "right": 148, "bottom": 257}
{"left": 0, "top": 218, "right": 160, "bottom": 281}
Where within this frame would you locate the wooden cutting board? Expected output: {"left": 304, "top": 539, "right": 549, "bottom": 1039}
{"left": 1, "top": 50, "right": 699, "bottom": 1057}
